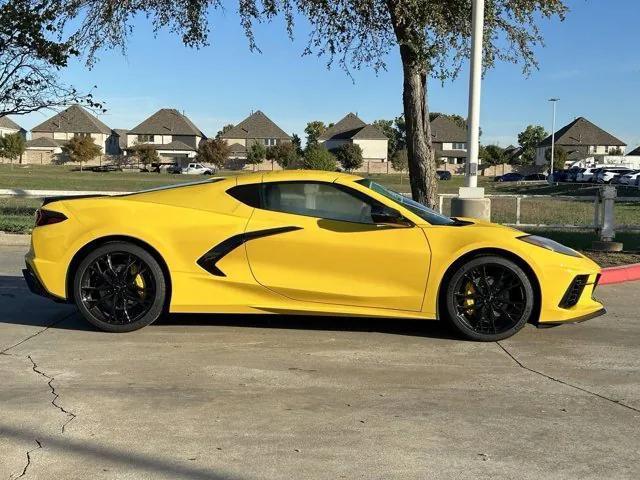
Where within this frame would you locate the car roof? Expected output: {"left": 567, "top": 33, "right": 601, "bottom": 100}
{"left": 236, "top": 169, "right": 364, "bottom": 184}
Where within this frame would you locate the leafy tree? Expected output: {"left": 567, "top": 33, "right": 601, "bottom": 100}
{"left": 62, "top": 135, "right": 101, "bottom": 171}
{"left": 129, "top": 143, "right": 159, "bottom": 168}
{"left": 0, "top": 132, "right": 26, "bottom": 164}
{"left": 0, "top": 0, "right": 101, "bottom": 117}
{"left": 479, "top": 145, "right": 506, "bottom": 166}
{"left": 334, "top": 143, "right": 363, "bottom": 171}
{"left": 246, "top": 142, "right": 266, "bottom": 165}
{"left": 291, "top": 133, "right": 303, "bottom": 156}
{"left": 58, "top": 0, "right": 568, "bottom": 207}
{"left": 266, "top": 142, "right": 298, "bottom": 169}
{"left": 304, "top": 121, "right": 327, "bottom": 147}
{"left": 302, "top": 146, "right": 336, "bottom": 171}
{"left": 518, "top": 125, "right": 548, "bottom": 165}
{"left": 196, "top": 138, "right": 230, "bottom": 169}
{"left": 545, "top": 145, "right": 568, "bottom": 171}
{"left": 390, "top": 149, "right": 408, "bottom": 172}
{"left": 215, "top": 124, "right": 234, "bottom": 139}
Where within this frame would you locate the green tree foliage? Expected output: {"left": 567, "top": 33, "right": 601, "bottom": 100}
{"left": 390, "top": 149, "right": 408, "bottom": 172}
{"left": 196, "top": 138, "right": 231, "bottom": 168}
{"left": 372, "top": 118, "right": 406, "bottom": 158}
{"left": 215, "top": 124, "right": 234, "bottom": 139}
{"left": 129, "top": 143, "right": 159, "bottom": 168}
{"left": 246, "top": 142, "right": 266, "bottom": 165}
{"left": 479, "top": 145, "right": 506, "bottom": 166}
{"left": 61, "top": 135, "right": 101, "bottom": 171}
{"left": 58, "top": 0, "right": 568, "bottom": 207}
{"left": 266, "top": 142, "right": 298, "bottom": 169}
{"left": 291, "top": 133, "right": 303, "bottom": 156}
{"left": 518, "top": 125, "right": 548, "bottom": 165}
{"left": 545, "top": 145, "right": 568, "bottom": 171}
{"left": 304, "top": 121, "right": 326, "bottom": 147}
{"left": 0, "top": 132, "right": 26, "bottom": 163}
{"left": 302, "top": 146, "right": 336, "bottom": 171}
{"left": 333, "top": 143, "right": 363, "bottom": 171}
{"left": 0, "top": 0, "right": 101, "bottom": 116}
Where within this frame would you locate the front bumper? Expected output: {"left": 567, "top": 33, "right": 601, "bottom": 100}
{"left": 538, "top": 271, "right": 605, "bottom": 325}
{"left": 537, "top": 307, "right": 607, "bottom": 328}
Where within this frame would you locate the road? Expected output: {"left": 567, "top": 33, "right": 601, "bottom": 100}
{"left": 1, "top": 245, "right": 639, "bottom": 479}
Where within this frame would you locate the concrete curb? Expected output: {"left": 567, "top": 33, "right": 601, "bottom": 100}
{"left": 0, "top": 232, "right": 30, "bottom": 246}
{"left": 600, "top": 263, "right": 640, "bottom": 285}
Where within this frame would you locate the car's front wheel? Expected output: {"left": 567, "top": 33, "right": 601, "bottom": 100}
{"left": 73, "top": 242, "right": 166, "bottom": 332}
{"left": 443, "top": 256, "right": 535, "bottom": 341}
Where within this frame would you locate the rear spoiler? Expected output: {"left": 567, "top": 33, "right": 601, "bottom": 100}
{"left": 41, "top": 194, "right": 106, "bottom": 206}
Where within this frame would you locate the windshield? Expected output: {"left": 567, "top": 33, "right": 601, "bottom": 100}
{"left": 356, "top": 179, "right": 455, "bottom": 226}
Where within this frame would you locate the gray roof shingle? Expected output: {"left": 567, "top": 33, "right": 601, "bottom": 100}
{"left": 430, "top": 115, "right": 467, "bottom": 143}
{"left": 220, "top": 111, "right": 291, "bottom": 140}
{"left": 627, "top": 146, "right": 640, "bottom": 156}
{"left": 31, "top": 104, "right": 112, "bottom": 134}
{"left": 0, "top": 116, "right": 24, "bottom": 131}
{"left": 112, "top": 129, "right": 129, "bottom": 151}
{"left": 129, "top": 109, "right": 206, "bottom": 137}
{"left": 26, "top": 137, "right": 63, "bottom": 148}
{"left": 318, "top": 113, "right": 387, "bottom": 141}
{"left": 538, "top": 117, "right": 626, "bottom": 147}
{"left": 127, "top": 140, "right": 195, "bottom": 152}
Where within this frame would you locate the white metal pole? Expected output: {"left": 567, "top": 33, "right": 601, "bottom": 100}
{"left": 465, "top": 0, "right": 484, "bottom": 189}
{"left": 549, "top": 98, "right": 559, "bottom": 179}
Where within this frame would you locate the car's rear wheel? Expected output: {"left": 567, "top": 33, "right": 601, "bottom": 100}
{"left": 443, "top": 256, "right": 535, "bottom": 341}
{"left": 73, "top": 242, "right": 166, "bottom": 332}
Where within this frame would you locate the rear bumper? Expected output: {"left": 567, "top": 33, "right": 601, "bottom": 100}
{"left": 22, "top": 263, "right": 67, "bottom": 303}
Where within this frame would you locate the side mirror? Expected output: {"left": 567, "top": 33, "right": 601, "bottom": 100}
{"left": 371, "top": 205, "right": 408, "bottom": 226}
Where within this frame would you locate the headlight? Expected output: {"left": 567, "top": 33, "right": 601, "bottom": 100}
{"left": 518, "top": 235, "right": 581, "bottom": 258}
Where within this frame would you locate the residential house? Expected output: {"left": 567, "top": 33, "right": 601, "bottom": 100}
{"left": 110, "top": 129, "right": 129, "bottom": 155}
{"left": 220, "top": 110, "right": 292, "bottom": 160}
{"left": 127, "top": 109, "right": 206, "bottom": 164}
{"left": 318, "top": 113, "right": 388, "bottom": 162}
{"left": 535, "top": 117, "right": 626, "bottom": 166}
{"left": 430, "top": 115, "right": 468, "bottom": 166}
{"left": 30, "top": 104, "right": 115, "bottom": 154}
{"left": 0, "top": 116, "right": 27, "bottom": 139}
{"left": 627, "top": 146, "right": 640, "bottom": 156}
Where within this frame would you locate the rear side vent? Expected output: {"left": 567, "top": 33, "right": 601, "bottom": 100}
{"left": 559, "top": 275, "right": 589, "bottom": 309}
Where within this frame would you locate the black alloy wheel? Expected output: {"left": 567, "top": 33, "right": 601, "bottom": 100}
{"left": 444, "top": 256, "right": 535, "bottom": 341}
{"left": 73, "top": 242, "right": 166, "bottom": 332}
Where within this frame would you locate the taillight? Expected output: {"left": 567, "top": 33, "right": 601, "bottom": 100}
{"left": 35, "top": 209, "right": 67, "bottom": 227}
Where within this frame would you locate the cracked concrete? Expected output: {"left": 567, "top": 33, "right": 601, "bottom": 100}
{"left": 1, "top": 245, "right": 639, "bottom": 479}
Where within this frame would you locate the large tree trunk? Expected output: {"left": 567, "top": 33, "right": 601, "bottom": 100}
{"left": 400, "top": 51, "right": 438, "bottom": 208}
{"left": 387, "top": 0, "right": 438, "bottom": 208}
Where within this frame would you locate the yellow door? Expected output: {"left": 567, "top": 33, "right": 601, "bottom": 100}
{"left": 244, "top": 181, "right": 430, "bottom": 311}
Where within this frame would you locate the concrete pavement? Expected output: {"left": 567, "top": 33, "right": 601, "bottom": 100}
{"left": 1, "top": 246, "right": 638, "bottom": 479}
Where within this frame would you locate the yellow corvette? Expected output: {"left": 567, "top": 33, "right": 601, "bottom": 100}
{"left": 23, "top": 170, "right": 605, "bottom": 341}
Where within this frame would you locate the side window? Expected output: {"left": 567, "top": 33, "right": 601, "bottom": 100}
{"left": 262, "top": 182, "right": 376, "bottom": 224}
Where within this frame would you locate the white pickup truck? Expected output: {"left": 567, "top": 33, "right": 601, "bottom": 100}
{"left": 181, "top": 163, "right": 214, "bottom": 175}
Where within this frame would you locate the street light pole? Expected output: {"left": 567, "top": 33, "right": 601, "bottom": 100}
{"left": 549, "top": 98, "right": 559, "bottom": 179}
{"left": 450, "top": 0, "right": 491, "bottom": 221}
{"left": 465, "top": 0, "right": 484, "bottom": 188}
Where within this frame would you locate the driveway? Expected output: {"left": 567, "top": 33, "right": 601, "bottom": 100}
{"left": 1, "top": 246, "right": 638, "bottom": 479}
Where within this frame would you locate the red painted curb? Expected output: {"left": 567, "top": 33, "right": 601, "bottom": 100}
{"left": 600, "top": 263, "right": 640, "bottom": 285}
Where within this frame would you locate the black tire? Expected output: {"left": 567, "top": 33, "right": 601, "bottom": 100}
{"left": 442, "top": 256, "right": 535, "bottom": 341}
{"left": 72, "top": 242, "right": 166, "bottom": 332}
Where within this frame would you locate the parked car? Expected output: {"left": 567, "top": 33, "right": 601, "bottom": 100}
{"left": 566, "top": 168, "right": 585, "bottom": 182}
{"left": 436, "top": 170, "right": 452, "bottom": 180}
{"left": 90, "top": 164, "right": 122, "bottom": 172}
{"left": 494, "top": 172, "right": 524, "bottom": 182}
{"left": 595, "top": 168, "right": 633, "bottom": 184}
{"left": 182, "top": 163, "right": 214, "bottom": 175}
{"left": 619, "top": 171, "right": 640, "bottom": 185}
{"left": 576, "top": 167, "right": 599, "bottom": 183}
{"left": 547, "top": 170, "right": 569, "bottom": 183}
{"left": 24, "top": 170, "right": 604, "bottom": 341}
{"left": 523, "top": 173, "right": 547, "bottom": 181}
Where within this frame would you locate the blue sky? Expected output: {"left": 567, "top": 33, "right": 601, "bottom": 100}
{"left": 18, "top": 0, "right": 640, "bottom": 149}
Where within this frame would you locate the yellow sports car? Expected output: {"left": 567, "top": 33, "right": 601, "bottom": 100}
{"left": 23, "top": 170, "right": 605, "bottom": 341}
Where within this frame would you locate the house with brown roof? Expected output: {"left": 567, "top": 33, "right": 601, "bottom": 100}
{"left": 318, "top": 113, "right": 388, "bottom": 162}
{"left": 126, "top": 109, "right": 206, "bottom": 163}
{"left": 535, "top": 117, "right": 626, "bottom": 166}
{"left": 430, "top": 115, "right": 468, "bottom": 166}
{"left": 30, "top": 104, "right": 116, "bottom": 154}
{"left": 0, "top": 116, "right": 26, "bottom": 139}
{"left": 220, "top": 110, "right": 291, "bottom": 160}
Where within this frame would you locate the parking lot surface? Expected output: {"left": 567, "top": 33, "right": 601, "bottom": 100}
{"left": 1, "top": 245, "right": 639, "bottom": 479}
